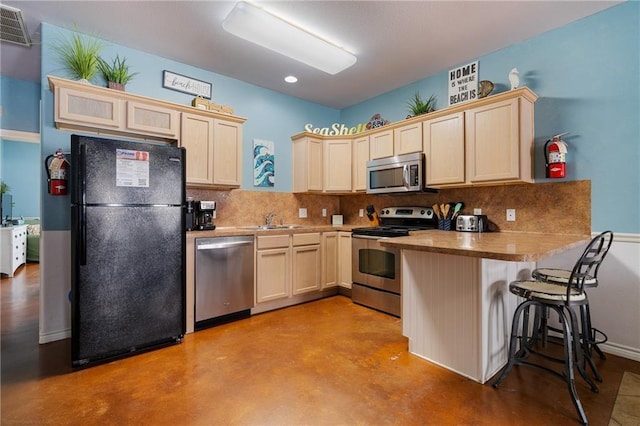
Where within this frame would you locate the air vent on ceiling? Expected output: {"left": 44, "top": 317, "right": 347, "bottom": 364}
{"left": 1, "top": 4, "right": 31, "bottom": 47}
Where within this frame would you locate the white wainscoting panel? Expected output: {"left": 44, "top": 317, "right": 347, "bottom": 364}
{"left": 402, "top": 249, "right": 534, "bottom": 383}
{"left": 39, "top": 230, "right": 71, "bottom": 343}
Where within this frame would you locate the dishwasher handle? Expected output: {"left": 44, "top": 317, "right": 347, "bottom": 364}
{"left": 197, "top": 240, "right": 253, "bottom": 251}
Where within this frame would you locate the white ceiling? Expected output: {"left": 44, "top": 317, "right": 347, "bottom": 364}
{"left": 0, "top": 1, "right": 621, "bottom": 109}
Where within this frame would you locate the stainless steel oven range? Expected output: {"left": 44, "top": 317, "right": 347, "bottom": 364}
{"left": 351, "top": 206, "right": 435, "bottom": 317}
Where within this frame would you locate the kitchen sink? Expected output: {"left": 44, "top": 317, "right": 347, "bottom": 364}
{"left": 239, "top": 224, "right": 305, "bottom": 230}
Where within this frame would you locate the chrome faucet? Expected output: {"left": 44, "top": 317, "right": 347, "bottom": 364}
{"left": 265, "top": 212, "right": 278, "bottom": 226}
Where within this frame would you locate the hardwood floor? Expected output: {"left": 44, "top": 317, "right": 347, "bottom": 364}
{"left": 2, "top": 263, "right": 639, "bottom": 425}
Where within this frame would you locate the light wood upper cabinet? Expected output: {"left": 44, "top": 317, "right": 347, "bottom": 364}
{"left": 423, "top": 112, "right": 465, "bottom": 186}
{"left": 323, "top": 139, "right": 352, "bottom": 192}
{"left": 292, "top": 135, "right": 324, "bottom": 192}
{"left": 423, "top": 87, "right": 537, "bottom": 188}
{"left": 466, "top": 97, "right": 529, "bottom": 183}
{"left": 180, "top": 113, "right": 214, "bottom": 185}
{"left": 394, "top": 121, "right": 423, "bottom": 155}
{"left": 54, "top": 85, "right": 123, "bottom": 131}
{"left": 212, "top": 119, "right": 243, "bottom": 186}
{"left": 352, "top": 135, "right": 370, "bottom": 192}
{"left": 369, "top": 129, "right": 394, "bottom": 159}
{"left": 126, "top": 101, "right": 179, "bottom": 139}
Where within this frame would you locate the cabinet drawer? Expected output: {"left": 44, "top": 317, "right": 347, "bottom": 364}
{"left": 257, "top": 235, "right": 290, "bottom": 249}
{"left": 292, "top": 233, "right": 321, "bottom": 246}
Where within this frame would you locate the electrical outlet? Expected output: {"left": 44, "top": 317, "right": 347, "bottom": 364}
{"left": 322, "top": 208, "right": 327, "bottom": 217}
{"left": 299, "top": 208, "right": 307, "bottom": 218}
{"left": 473, "top": 208, "right": 482, "bottom": 215}
{"left": 506, "top": 209, "right": 516, "bottom": 222}
{"left": 359, "top": 209, "right": 364, "bottom": 217}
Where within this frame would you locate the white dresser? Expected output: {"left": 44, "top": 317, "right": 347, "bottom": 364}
{"left": 1, "top": 225, "right": 27, "bottom": 277}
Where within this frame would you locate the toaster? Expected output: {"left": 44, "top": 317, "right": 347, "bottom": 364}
{"left": 456, "top": 214, "right": 488, "bottom": 232}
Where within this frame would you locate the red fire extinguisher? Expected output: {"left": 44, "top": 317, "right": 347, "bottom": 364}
{"left": 545, "top": 133, "right": 569, "bottom": 179}
{"left": 45, "top": 149, "right": 70, "bottom": 195}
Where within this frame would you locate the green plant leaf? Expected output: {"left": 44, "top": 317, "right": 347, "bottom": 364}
{"left": 52, "top": 28, "right": 104, "bottom": 81}
{"left": 98, "top": 55, "right": 139, "bottom": 85}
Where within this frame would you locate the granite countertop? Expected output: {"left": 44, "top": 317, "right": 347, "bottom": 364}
{"left": 379, "top": 230, "right": 591, "bottom": 262}
{"left": 187, "top": 224, "right": 356, "bottom": 239}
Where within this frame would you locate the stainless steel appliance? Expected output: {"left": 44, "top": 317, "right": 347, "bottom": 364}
{"left": 366, "top": 152, "right": 435, "bottom": 194}
{"left": 456, "top": 214, "right": 489, "bottom": 232}
{"left": 195, "top": 200, "right": 216, "bottom": 230}
{"left": 352, "top": 206, "right": 436, "bottom": 316}
{"left": 70, "top": 134, "right": 185, "bottom": 368}
{"left": 195, "top": 235, "right": 254, "bottom": 329}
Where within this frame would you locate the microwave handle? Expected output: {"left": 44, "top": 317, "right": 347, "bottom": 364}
{"left": 403, "top": 164, "right": 410, "bottom": 190}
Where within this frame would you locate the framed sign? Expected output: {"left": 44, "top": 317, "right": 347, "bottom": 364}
{"left": 163, "top": 70, "right": 212, "bottom": 99}
{"left": 448, "top": 61, "right": 478, "bottom": 106}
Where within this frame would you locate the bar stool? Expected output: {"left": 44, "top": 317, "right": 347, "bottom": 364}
{"left": 492, "top": 231, "right": 613, "bottom": 425}
{"left": 531, "top": 231, "right": 613, "bottom": 382}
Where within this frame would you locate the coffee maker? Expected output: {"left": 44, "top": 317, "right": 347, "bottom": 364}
{"left": 195, "top": 200, "right": 216, "bottom": 230}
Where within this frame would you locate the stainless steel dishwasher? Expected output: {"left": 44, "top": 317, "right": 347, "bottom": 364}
{"left": 195, "top": 235, "right": 254, "bottom": 329}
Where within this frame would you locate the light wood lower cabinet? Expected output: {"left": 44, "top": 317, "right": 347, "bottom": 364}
{"left": 322, "top": 232, "right": 338, "bottom": 289}
{"left": 338, "top": 231, "right": 352, "bottom": 288}
{"left": 256, "top": 235, "right": 291, "bottom": 303}
{"left": 292, "top": 233, "right": 321, "bottom": 295}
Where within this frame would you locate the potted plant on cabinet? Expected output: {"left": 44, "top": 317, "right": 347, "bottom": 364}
{"left": 406, "top": 92, "right": 437, "bottom": 118}
{"left": 97, "top": 55, "right": 139, "bottom": 91}
{"left": 52, "top": 30, "right": 104, "bottom": 84}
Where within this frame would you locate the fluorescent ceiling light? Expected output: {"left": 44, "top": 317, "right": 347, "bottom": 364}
{"left": 222, "top": 2, "right": 357, "bottom": 75}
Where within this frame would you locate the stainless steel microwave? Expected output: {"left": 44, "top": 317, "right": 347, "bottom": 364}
{"left": 366, "top": 152, "right": 432, "bottom": 194}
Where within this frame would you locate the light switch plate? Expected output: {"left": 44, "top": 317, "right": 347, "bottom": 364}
{"left": 299, "top": 208, "right": 307, "bottom": 218}
{"left": 359, "top": 209, "right": 364, "bottom": 217}
{"left": 473, "top": 208, "right": 482, "bottom": 215}
{"left": 322, "top": 208, "right": 327, "bottom": 217}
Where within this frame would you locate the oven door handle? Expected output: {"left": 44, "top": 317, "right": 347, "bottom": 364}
{"left": 352, "top": 234, "right": 389, "bottom": 240}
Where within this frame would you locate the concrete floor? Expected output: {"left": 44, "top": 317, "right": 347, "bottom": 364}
{"left": 2, "top": 263, "right": 639, "bottom": 425}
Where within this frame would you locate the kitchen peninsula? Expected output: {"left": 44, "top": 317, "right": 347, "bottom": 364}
{"left": 380, "top": 231, "right": 590, "bottom": 384}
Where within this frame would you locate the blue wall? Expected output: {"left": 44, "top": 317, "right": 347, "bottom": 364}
{"left": 5, "top": 3, "right": 638, "bottom": 233}
{"left": 0, "top": 140, "right": 40, "bottom": 217}
{"left": 0, "top": 76, "right": 41, "bottom": 218}
{"left": 341, "top": 2, "right": 639, "bottom": 234}
{"left": 40, "top": 23, "right": 340, "bottom": 230}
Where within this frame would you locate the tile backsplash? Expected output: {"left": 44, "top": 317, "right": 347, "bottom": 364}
{"left": 188, "top": 180, "right": 590, "bottom": 235}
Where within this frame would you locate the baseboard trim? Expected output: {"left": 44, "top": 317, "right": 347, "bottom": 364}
{"left": 600, "top": 341, "right": 640, "bottom": 362}
{"left": 39, "top": 328, "right": 70, "bottom": 344}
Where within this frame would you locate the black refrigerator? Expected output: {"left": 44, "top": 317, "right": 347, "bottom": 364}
{"left": 70, "top": 134, "right": 186, "bottom": 367}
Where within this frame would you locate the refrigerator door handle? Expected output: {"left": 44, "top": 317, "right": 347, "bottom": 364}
{"left": 79, "top": 144, "right": 87, "bottom": 265}
{"left": 80, "top": 204, "right": 87, "bottom": 265}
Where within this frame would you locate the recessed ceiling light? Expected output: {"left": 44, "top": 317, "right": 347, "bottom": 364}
{"left": 222, "top": 1, "right": 357, "bottom": 75}
{"left": 284, "top": 75, "right": 298, "bottom": 84}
